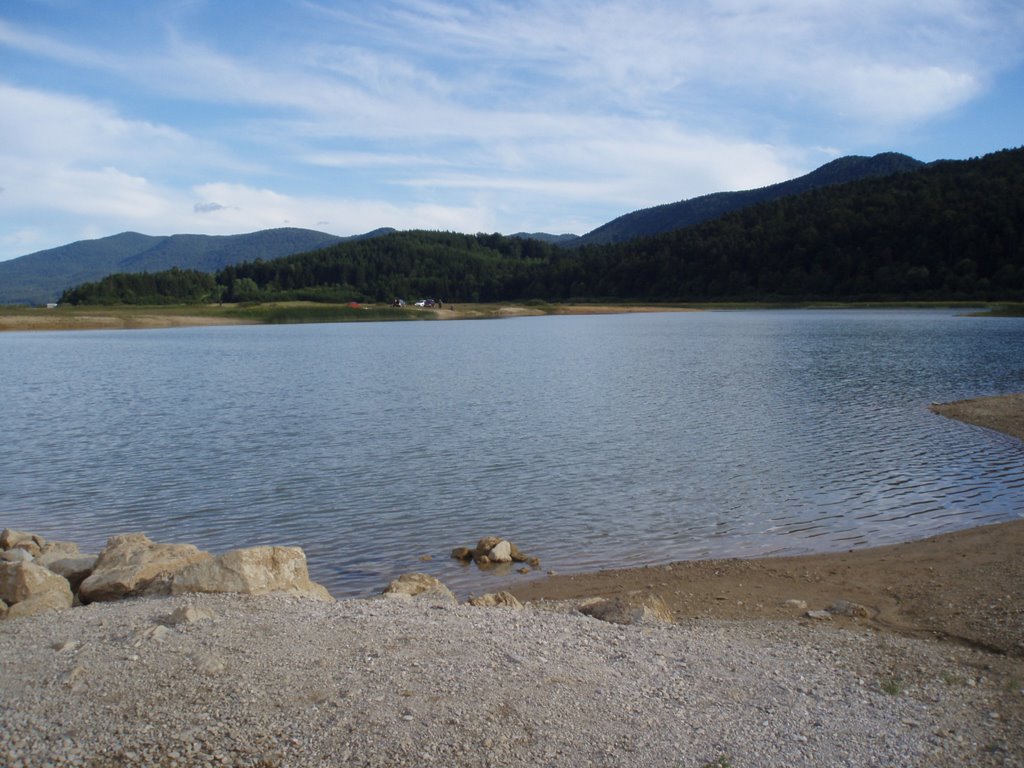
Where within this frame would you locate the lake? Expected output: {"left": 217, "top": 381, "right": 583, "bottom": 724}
{"left": 2, "top": 309, "right": 1022, "bottom": 598}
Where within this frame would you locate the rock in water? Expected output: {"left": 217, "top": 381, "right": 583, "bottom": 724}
{"left": 488, "top": 540, "right": 513, "bottom": 563}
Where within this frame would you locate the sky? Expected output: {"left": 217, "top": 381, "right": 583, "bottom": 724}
{"left": 1, "top": 1, "right": 1023, "bottom": 262}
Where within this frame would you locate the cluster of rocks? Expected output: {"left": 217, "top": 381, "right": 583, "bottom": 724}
{"left": 450, "top": 535, "right": 541, "bottom": 572}
{"left": 381, "top": 572, "right": 525, "bottom": 610}
{"left": 0, "top": 529, "right": 332, "bottom": 621}
{"left": 380, "top": 570, "right": 675, "bottom": 626}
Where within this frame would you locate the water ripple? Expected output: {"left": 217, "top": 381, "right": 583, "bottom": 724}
{"left": 2, "top": 311, "right": 1023, "bottom": 597}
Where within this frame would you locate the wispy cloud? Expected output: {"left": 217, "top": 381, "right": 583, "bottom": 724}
{"left": 0, "top": 1, "right": 1021, "bottom": 259}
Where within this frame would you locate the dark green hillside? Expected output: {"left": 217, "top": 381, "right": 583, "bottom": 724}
{"left": 60, "top": 147, "right": 1024, "bottom": 307}
{"left": 60, "top": 268, "right": 219, "bottom": 305}
{"left": 573, "top": 152, "right": 924, "bottom": 247}
{"left": 218, "top": 230, "right": 552, "bottom": 303}
{"left": 566, "top": 147, "right": 1023, "bottom": 300}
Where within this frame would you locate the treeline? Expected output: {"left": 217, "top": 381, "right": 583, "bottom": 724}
{"left": 566, "top": 147, "right": 1024, "bottom": 300}
{"left": 61, "top": 147, "right": 1024, "bottom": 305}
{"left": 60, "top": 268, "right": 219, "bottom": 305}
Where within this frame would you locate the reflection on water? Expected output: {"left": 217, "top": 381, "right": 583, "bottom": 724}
{"left": 2, "top": 309, "right": 1022, "bottom": 597}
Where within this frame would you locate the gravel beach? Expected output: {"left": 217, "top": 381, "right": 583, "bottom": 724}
{"left": 2, "top": 592, "right": 1021, "bottom": 768}
{"left": 2, "top": 392, "right": 1022, "bottom": 767}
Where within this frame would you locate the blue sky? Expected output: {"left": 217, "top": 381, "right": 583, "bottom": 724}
{"left": 1, "top": 0, "right": 1022, "bottom": 262}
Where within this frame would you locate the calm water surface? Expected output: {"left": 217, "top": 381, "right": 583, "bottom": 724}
{"left": 2, "top": 309, "right": 1022, "bottom": 597}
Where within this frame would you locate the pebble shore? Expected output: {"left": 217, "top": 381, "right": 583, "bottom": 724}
{"left": 2, "top": 591, "right": 1021, "bottom": 767}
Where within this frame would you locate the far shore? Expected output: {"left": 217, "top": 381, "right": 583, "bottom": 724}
{"left": 512, "top": 392, "right": 1024, "bottom": 657}
{"left": 3, "top": 299, "right": 1019, "bottom": 332}
{"left": 0, "top": 301, "right": 700, "bottom": 332}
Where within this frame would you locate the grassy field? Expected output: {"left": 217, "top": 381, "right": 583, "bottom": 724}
{"left": 1, "top": 300, "right": 1020, "bottom": 332}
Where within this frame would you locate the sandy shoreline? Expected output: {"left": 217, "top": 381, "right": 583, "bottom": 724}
{"left": 0, "top": 303, "right": 696, "bottom": 332}
{"left": 512, "top": 393, "right": 1024, "bottom": 657}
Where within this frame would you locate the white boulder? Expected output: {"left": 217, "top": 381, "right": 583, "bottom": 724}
{"left": 172, "top": 546, "right": 333, "bottom": 602}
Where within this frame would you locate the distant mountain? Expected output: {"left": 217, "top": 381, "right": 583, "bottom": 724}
{"left": 571, "top": 152, "right": 925, "bottom": 247}
{"left": 0, "top": 227, "right": 394, "bottom": 305}
{"left": 510, "top": 232, "right": 580, "bottom": 245}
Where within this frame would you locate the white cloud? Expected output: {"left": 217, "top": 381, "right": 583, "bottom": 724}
{"left": 0, "top": 83, "right": 204, "bottom": 173}
{"left": 188, "top": 181, "right": 492, "bottom": 234}
{"left": 832, "top": 64, "right": 981, "bottom": 124}
{"left": 1, "top": 0, "right": 1022, "bottom": 260}
{"left": 0, "top": 18, "right": 114, "bottom": 69}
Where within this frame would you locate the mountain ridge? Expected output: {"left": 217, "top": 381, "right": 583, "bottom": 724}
{"left": 567, "top": 152, "right": 924, "bottom": 247}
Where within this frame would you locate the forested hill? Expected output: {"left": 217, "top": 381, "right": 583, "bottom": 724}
{"left": 0, "top": 227, "right": 394, "bottom": 305}
{"left": 61, "top": 147, "right": 1024, "bottom": 305}
{"left": 571, "top": 152, "right": 925, "bottom": 247}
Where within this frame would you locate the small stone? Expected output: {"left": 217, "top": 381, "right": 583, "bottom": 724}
{"left": 827, "top": 600, "right": 871, "bottom": 618}
{"left": 450, "top": 547, "right": 473, "bottom": 561}
{"left": 135, "top": 624, "right": 174, "bottom": 643}
{"left": 805, "top": 610, "right": 832, "bottom": 620}
{"left": 64, "top": 665, "right": 88, "bottom": 690}
{"left": 783, "top": 599, "right": 808, "bottom": 611}
{"left": 418, "top": 554, "right": 433, "bottom": 562}
{"left": 52, "top": 640, "right": 80, "bottom": 653}
{"left": 192, "top": 653, "right": 226, "bottom": 675}
{"left": 167, "top": 605, "right": 215, "bottom": 625}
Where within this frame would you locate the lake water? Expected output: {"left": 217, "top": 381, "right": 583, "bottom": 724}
{"left": 2, "top": 309, "right": 1022, "bottom": 598}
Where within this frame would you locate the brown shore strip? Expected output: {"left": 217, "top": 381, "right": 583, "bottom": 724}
{"left": 0, "top": 302, "right": 695, "bottom": 332}
{"left": 512, "top": 393, "right": 1024, "bottom": 659}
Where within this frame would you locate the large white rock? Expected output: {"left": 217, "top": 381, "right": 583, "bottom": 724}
{"left": 171, "top": 546, "right": 333, "bottom": 602}
{"left": 78, "top": 533, "right": 212, "bottom": 602}
{"left": 0, "top": 561, "right": 73, "bottom": 616}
